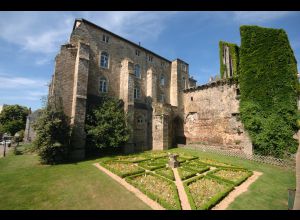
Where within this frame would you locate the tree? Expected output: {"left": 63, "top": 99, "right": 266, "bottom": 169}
{"left": 33, "top": 102, "right": 71, "bottom": 164}
{"left": 85, "top": 97, "right": 130, "bottom": 151}
{"left": 0, "top": 105, "right": 29, "bottom": 136}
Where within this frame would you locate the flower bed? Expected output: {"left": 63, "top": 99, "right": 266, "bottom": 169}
{"left": 181, "top": 160, "right": 210, "bottom": 173}
{"left": 125, "top": 172, "right": 181, "bottom": 210}
{"left": 144, "top": 151, "right": 169, "bottom": 159}
{"left": 207, "top": 168, "right": 253, "bottom": 186}
{"left": 177, "top": 167, "right": 198, "bottom": 180}
{"left": 138, "top": 158, "right": 167, "bottom": 171}
{"left": 155, "top": 167, "right": 175, "bottom": 181}
{"left": 184, "top": 175, "right": 234, "bottom": 210}
{"left": 114, "top": 155, "right": 150, "bottom": 163}
{"left": 197, "top": 158, "right": 238, "bottom": 168}
{"left": 99, "top": 161, "right": 145, "bottom": 178}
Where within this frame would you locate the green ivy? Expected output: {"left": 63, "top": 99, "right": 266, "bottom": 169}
{"left": 239, "top": 25, "right": 299, "bottom": 158}
{"left": 219, "top": 41, "right": 240, "bottom": 79}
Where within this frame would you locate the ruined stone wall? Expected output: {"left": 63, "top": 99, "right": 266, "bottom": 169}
{"left": 183, "top": 80, "right": 252, "bottom": 154}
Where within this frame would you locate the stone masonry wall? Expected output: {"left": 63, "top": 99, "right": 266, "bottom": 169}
{"left": 183, "top": 80, "right": 252, "bottom": 154}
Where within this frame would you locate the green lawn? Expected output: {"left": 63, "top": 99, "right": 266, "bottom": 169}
{"left": 0, "top": 144, "right": 295, "bottom": 210}
{"left": 0, "top": 144, "right": 151, "bottom": 210}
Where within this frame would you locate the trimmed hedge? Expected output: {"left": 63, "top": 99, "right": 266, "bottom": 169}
{"left": 239, "top": 25, "right": 299, "bottom": 158}
{"left": 99, "top": 161, "right": 145, "bottom": 178}
{"left": 184, "top": 175, "right": 234, "bottom": 210}
{"left": 219, "top": 41, "right": 239, "bottom": 79}
{"left": 206, "top": 168, "right": 253, "bottom": 186}
{"left": 125, "top": 172, "right": 181, "bottom": 210}
{"left": 137, "top": 158, "right": 167, "bottom": 171}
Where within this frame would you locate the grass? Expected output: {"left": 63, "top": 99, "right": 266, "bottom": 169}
{"left": 0, "top": 143, "right": 295, "bottom": 210}
{"left": 169, "top": 148, "right": 296, "bottom": 210}
{"left": 0, "top": 143, "right": 151, "bottom": 210}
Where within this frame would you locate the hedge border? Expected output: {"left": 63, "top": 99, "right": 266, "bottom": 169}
{"left": 137, "top": 158, "right": 168, "bottom": 171}
{"left": 184, "top": 175, "right": 234, "bottom": 210}
{"left": 125, "top": 172, "right": 181, "bottom": 210}
{"left": 206, "top": 168, "right": 253, "bottom": 186}
{"left": 196, "top": 158, "right": 242, "bottom": 169}
{"left": 99, "top": 161, "right": 145, "bottom": 178}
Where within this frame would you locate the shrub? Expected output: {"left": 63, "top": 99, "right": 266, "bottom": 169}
{"left": 85, "top": 96, "right": 130, "bottom": 151}
{"left": 33, "top": 104, "right": 71, "bottom": 164}
{"left": 239, "top": 25, "right": 299, "bottom": 158}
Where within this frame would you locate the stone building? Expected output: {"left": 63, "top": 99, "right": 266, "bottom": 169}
{"left": 48, "top": 18, "right": 252, "bottom": 159}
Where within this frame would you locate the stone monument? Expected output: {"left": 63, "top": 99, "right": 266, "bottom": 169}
{"left": 168, "top": 153, "right": 180, "bottom": 168}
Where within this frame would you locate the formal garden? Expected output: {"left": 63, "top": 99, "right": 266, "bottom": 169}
{"left": 97, "top": 150, "right": 255, "bottom": 210}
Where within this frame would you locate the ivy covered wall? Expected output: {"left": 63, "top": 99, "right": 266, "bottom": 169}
{"left": 219, "top": 41, "right": 239, "bottom": 79}
{"left": 239, "top": 25, "right": 299, "bottom": 158}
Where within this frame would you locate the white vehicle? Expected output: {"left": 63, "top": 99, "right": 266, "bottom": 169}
{"left": 0, "top": 139, "right": 12, "bottom": 146}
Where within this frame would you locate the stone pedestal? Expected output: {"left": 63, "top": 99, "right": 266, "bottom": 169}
{"left": 168, "top": 153, "right": 180, "bottom": 168}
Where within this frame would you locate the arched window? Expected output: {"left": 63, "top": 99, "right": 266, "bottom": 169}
{"left": 134, "top": 64, "right": 141, "bottom": 78}
{"left": 100, "top": 52, "right": 109, "bottom": 68}
{"left": 160, "top": 75, "right": 165, "bottom": 86}
{"left": 99, "top": 77, "right": 108, "bottom": 93}
{"left": 134, "top": 86, "right": 140, "bottom": 99}
{"left": 160, "top": 94, "right": 165, "bottom": 103}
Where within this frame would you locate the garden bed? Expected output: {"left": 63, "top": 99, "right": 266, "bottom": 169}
{"left": 197, "top": 158, "right": 238, "bottom": 168}
{"left": 177, "top": 167, "right": 198, "bottom": 180}
{"left": 184, "top": 175, "right": 234, "bottom": 210}
{"left": 99, "top": 160, "right": 145, "bottom": 178}
{"left": 138, "top": 158, "right": 168, "bottom": 171}
{"left": 207, "top": 168, "right": 253, "bottom": 186}
{"left": 114, "top": 155, "right": 150, "bottom": 163}
{"left": 155, "top": 167, "right": 175, "bottom": 181}
{"left": 125, "top": 172, "right": 181, "bottom": 210}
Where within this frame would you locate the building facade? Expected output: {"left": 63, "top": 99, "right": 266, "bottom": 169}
{"left": 48, "top": 19, "right": 252, "bottom": 159}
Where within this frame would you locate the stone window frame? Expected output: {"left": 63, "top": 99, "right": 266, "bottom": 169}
{"left": 134, "top": 86, "right": 141, "bottom": 99}
{"left": 135, "top": 49, "right": 140, "bottom": 56}
{"left": 160, "top": 93, "right": 165, "bottom": 103}
{"left": 100, "top": 51, "right": 109, "bottom": 69}
{"left": 160, "top": 74, "right": 165, "bottom": 86}
{"left": 147, "top": 54, "right": 153, "bottom": 62}
{"left": 102, "top": 34, "right": 109, "bottom": 43}
{"left": 181, "top": 63, "right": 187, "bottom": 72}
{"left": 134, "top": 64, "right": 141, "bottom": 79}
{"left": 99, "top": 76, "right": 108, "bottom": 93}
{"left": 182, "top": 76, "right": 186, "bottom": 90}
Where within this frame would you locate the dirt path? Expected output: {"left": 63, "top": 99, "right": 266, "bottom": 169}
{"left": 93, "top": 163, "right": 165, "bottom": 210}
{"left": 172, "top": 168, "right": 191, "bottom": 210}
{"left": 211, "top": 171, "right": 263, "bottom": 210}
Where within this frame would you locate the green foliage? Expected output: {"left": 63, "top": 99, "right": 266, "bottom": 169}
{"left": 33, "top": 104, "right": 71, "bottom": 164}
{"left": 85, "top": 97, "right": 130, "bottom": 150}
{"left": 219, "top": 41, "right": 240, "bottom": 79}
{"left": 239, "top": 25, "right": 299, "bottom": 158}
{"left": 0, "top": 105, "right": 29, "bottom": 135}
{"left": 14, "top": 130, "right": 24, "bottom": 143}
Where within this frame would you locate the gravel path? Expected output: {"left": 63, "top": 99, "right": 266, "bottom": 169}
{"left": 172, "top": 168, "right": 191, "bottom": 210}
{"left": 93, "top": 163, "right": 165, "bottom": 210}
{"left": 211, "top": 171, "right": 263, "bottom": 210}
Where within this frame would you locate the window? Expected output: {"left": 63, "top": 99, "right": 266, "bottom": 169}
{"left": 182, "top": 77, "right": 186, "bottom": 89}
{"left": 137, "top": 116, "right": 143, "bottom": 124}
{"left": 135, "top": 49, "right": 140, "bottom": 56}
{"left": 102, "top": 34, "right": 109, "bottom": 43}
{"left": 160, "top": 75, "right": 165, "bottom": 86}
{"left": 147, "top": 55, "right": 153, "bottom": 62}
{"left": 182, "top": 63, "right": 187, "bottom": 72}
{"left": 191, "top": 97, "right": 193, "bottom": 101}
{"left": 134, "top": 86, "right": 141, "bottom": 99}
{"left": 100, "top": 52, "right": 109, "bottom": 68}
{"left": 99, "top": 77, "right": 108, "bottom": 93}
{"left": 160, "top": 94, "right": 165, "bottom": 103}
{"left": 134, "top": 64, "right": 141, "bottom": 78}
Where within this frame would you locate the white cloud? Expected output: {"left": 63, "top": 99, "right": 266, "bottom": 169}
{"left": 0, "top": 76, "right": 47, "bottom": 89}
{"left": 232, "top": 11, "right": 294, "bottom": 24}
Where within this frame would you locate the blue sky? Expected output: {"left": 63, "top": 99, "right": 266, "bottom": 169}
{"left": 0, "top": 11, "right": 300, "bottom": 111}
